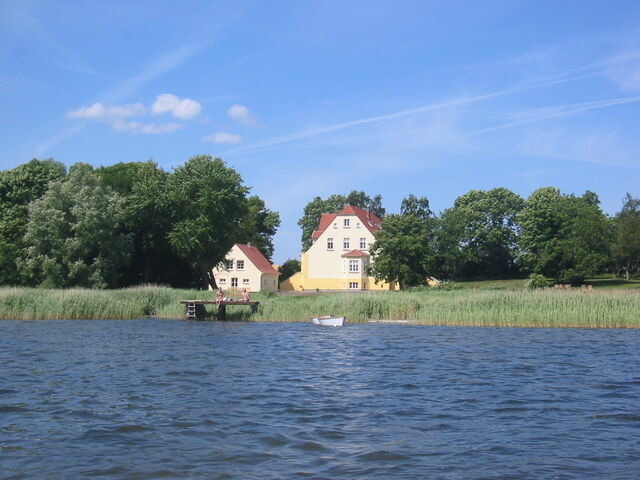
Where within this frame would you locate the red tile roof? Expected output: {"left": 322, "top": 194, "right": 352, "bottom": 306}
{"left": 311, "top": 205, "right": 382, "bottom": 240}
{"left": 341, "top": 250, "right": 370, "bottom": 258}
{"left": 235, "top": 244, "right": 280, "bottom": 275}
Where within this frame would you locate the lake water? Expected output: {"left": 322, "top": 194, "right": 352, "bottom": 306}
{"left": 1, "top": 320, "right": 639, "bottom": 479}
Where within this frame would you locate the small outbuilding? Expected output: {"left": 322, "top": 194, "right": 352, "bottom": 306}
{"left": 212, "top": 243, "right": 280, "bottom": 292}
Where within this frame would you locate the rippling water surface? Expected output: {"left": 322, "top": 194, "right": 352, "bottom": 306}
{"left": 1, "top": 320, "right": 639, "bottom": 479}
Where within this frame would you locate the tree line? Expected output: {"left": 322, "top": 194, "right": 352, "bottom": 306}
{"left": 297, "top": 188, "right": 640, "bottom": 289}
{"left": 0, "top": 156, "right": 279, "bottom": 289}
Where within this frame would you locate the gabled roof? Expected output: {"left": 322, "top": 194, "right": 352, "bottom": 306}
{"left": 341, "top": 250, "right": 370, "bottom": 258}
{"left": 311, "top": 205, "right": 382, "bottom": 240}
{"left": 235, "top": 244, "right": 279, "bottom": 275}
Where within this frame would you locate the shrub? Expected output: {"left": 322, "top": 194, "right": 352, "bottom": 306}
{"left": 525, "top": 273, "right": 551, "bottom": 289}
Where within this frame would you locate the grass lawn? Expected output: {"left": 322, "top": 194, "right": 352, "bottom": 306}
{"left": 456, "top": 275, "right": 640, "bottom": 290}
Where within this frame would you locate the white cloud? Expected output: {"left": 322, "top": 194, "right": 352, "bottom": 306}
{"left": 202, "top": 131, "right": 242, "bottom": 144}
{"left": 67, "top": 102, "right": 146, "bottom": 119}
{"left": 152, "top": 93, "right": 202, "bottom": 119}
{"left": 111, "top": 120, "right": 184, "bottom": 134}
{"left": 228, "top": 104, "right": 260, "bottom": 126}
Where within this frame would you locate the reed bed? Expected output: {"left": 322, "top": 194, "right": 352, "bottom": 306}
{"left": 0, "top": 286, "right": 638, "bottom": 328}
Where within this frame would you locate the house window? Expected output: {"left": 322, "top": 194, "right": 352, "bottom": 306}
{"left": 356, "top": 222, "right": 361, "bottom": 228}
{"left": 219, "top": 278, "right": 226, "bottom": 283}
{"left": 225, "top": 260, "right": 233, "bottom": 270}
{"left": 231, "top": 278, "right": 238, "bottom": 288}
{"left": 349, "top": 260, "right": 359, "bottom": 272}
{"left": 344, "top": 218, "right": 350, "bottom": 228}
{"left": 333, "top": 223, "right": 337, "bottom": 229}
{"left": 360, "top": 238, "right": 367, "bottom": 249}
{"left": 327, "top": 237, "right": 334, "bottom": 250}
{"left": 349, "top": 282, "right": 359, "bottom": 289}
{"left": 236, "top": 260, "right": 244, "bottom": 270}
{"left": 243, "top": 278, "right": 250, "bottom": 284}
{"left": 343, "top": 238, "right": 350, "bottom": 250}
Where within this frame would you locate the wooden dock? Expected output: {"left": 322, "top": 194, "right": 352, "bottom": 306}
{"left": 179, "top": 300, "right": 260, "bottom": 320}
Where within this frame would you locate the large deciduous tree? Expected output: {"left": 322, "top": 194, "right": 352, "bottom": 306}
{"left": 0, "top": 159, "right": 66, "bottom": 285}
{"left": 166, "top": 155, "right": 249, "bottom": 289}
{"left": 19, "top": 164, "right": 132, "bottom": 288}
{"left": 370, "top": 195, "right": 435, "bottom": 290}
{"left": 612, "top": 193, "right": 640, "bottom": 280}
{"left": 436, "top": 188, "right": 524, "bottom": 279}
{"left": 517, "top": 187, "right": 611, "bottom": 284}
{"left": 236, "top": 195, "right": 281, "bottom": 260}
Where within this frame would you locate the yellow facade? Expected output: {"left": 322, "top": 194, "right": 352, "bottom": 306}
{"left": 279, "top": 210, "right": 397, "bottom": 291}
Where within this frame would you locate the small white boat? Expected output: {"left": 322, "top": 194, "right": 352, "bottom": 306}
{"left": 311, "top": 315, "right": 345, "bottom": 327}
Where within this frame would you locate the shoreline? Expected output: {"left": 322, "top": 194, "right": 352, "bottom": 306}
{"left": 1, "top": 285, "right": 639, "bottom": 329}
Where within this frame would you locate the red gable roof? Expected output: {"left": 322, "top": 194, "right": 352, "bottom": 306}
{"left": 235, "top": 244, "right": 279, "bottom": 275}
{"left": 311, "top": 205, "right": 382, "bottom": 240}
{"left": 341, "top": 250, "right": 370, "bottom": 258}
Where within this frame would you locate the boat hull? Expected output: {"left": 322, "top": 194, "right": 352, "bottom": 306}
{"left": 311, "top": 316, "right": 345, "bottom": 327}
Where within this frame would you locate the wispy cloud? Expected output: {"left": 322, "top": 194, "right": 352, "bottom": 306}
{"left": 464, "top": 95, "right": 640, "bottom": 136}
{"left": 225, "top": 69, "right": 608, "bottom": 156}
{"left": 67, "top": 102, "right": 146, "bottom": 120}
{"left": 203, "top": 132, "right": 242, "bottom": 144}
{"left": 228, "top": 104, "right": 261, "bottom": 126}
{"left": 112, "top": 120, "right": 184, "bottom": 135}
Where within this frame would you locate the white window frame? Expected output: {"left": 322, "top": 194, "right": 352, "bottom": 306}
{"left": 242, "top": 278, "right": 250, "bottom": 284}
{"left": 219, "top": 278, "right": 226, "bottom": 283}
{"left": 327, "top": 237, "right": 334, "bottom": 250}
{"left": 343, "top": 238, "right": 350, "bottom": 250}
{"left": 359, "top": 237, "right": 367, "bottom": 249}
{"left": 236, "top": 260, "right": 244, "bottom": 271}
{"left": 225, "top": 260, "right": 233, "bottom": 270}
{"left": 344, "top": 218, "right": 350, "bottom": 228}
{"left": 231, "top": 277, "right": 238, "bottom": 288}
{"left": 349, "top": 282, "right": 359, "bottom": 289}
{"left": 349, "top": 259, "right": 359, "bottom": 272}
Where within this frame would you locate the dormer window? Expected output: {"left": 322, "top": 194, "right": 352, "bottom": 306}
{"left": 344, "top": 219, "right": 350, "bottom": 228}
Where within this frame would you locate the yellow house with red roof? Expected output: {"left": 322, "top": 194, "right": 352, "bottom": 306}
{"left": 280, "top": 205, "right": 396, "bottom": 291}
{"left": 213, "top": 243, "right": 280, "bottom": 292}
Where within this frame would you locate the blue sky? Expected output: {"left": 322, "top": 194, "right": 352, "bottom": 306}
{"left": 2, "top": 0, "right": 640, "bottom": 263}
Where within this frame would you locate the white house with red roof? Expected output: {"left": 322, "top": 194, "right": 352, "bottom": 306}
{"left": 280, "top": 205, "right": 395, "bottom": 291}
{"left": 212, "top": 243, "right": 280, "bottom": 292}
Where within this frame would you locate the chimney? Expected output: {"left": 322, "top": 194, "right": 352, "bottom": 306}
{"left": 248, "top": 242, "right": 252, "bottom": 248}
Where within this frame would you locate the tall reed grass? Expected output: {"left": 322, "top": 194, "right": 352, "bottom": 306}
{"left": 0, "top": 286, "right": 638, "bottom": 328}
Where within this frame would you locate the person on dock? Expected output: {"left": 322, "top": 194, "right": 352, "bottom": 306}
{"left": 241, "top": 288, "right": 250, "bottom": 302}
{"left": 215, "top": 288, "right": 225, "bottom": 307}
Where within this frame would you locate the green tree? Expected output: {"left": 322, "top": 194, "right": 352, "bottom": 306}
{"left": 370, "top": 213, "right": 434, "bottom": 290}
{"left": 95, "top": 161, "right": 151, "bottom": 195}
{"left": 19, "top": 164, "right": 132, "bottom": 288}
{"left": 166, "top": 155, "right": 250, "bottom": 289}
{"left": 122, "top": 161, "right": 195, "bottom": 286}
{"left": 612, "top": 193, "right": 640, "bottom": 280}
{"left": 236, "top": 196, "right": 281, "bottom": 260}
{"left": 436, "top": 188, "right": 524, "bottom": 279}
{"left": 298, "top": 191, "right": 384, "bottom": 250}
{"left": 517, "top": 187, "right": 610, "bottom": 284}
{"left": 401, "top": 194, "right": 432, "bottom": 219}
{"left": 278, "top": 258, "right": 301, "bottom": 282}
{"left": 0, "top": 159, "right": 66, "bottom": 285}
